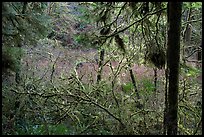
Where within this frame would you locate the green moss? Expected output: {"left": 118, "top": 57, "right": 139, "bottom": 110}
{"left": 2, "top": 46, "right": 24, "bottom": 72}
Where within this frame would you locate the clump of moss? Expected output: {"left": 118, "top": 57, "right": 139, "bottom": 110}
{"left": 145, "top": 42, "right": 166, "bottom": 69}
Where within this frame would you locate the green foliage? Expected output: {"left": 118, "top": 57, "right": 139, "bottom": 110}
{"left": 183, "top": 2, "right": 202, "bottom": 9}
{"left": 185, "top": 67, "right": 200, "bottom": 77}
{"left": 182, "top": 2, "right": 202, "bottom": 47}
{"left": 122, "top": 82, "right": 134, "bottom": 93}
{"left": 48, "top": 3, "right": 73, "bottom": 33}
{"left": 191, "top": 2, "right": 202, "bottom": 8}
{"left": 77, "top": 3, "right": 94, "bottom": 24}
{"left": 2, "top": 2, "right": 52, "bottom": 47}
{"left": 2, "top": 2, "right": 202, "bottom": 135}
{"left": 74, "top": 33, "right": 89, "bottom": 45}
{"left": 142, "top": 78, "right": 155, "bottom": 93}
{"left": 73, "top": 33, "right": 97, "bottom": 48}
{"left": 2, "top": 46, "right": 24, "bottom": 72}
{"left": 180, "top": 64, "right": 201, "bottom": 78}
{"left": 15, "top": 124, "right": 70, "bottom": 135}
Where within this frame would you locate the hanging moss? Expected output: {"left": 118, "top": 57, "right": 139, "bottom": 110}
{"left": 115, "top": 34, "right": 126, "bottom": 54}
{"left": 145, "top": 42, "right": 166, "bottom": 69}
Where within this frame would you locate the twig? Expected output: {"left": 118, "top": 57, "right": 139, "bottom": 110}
{"left": 182, "top": 18, "right": 202, "bottom": 25}
{"left": 185, "top": 49, "right": 202, "bottom": 59}
{"left": 50, "top": 51, "right": 61, "bottom": 83}
{"left": 110, "top": 2, "right": 127, "bottom": 27}
{"left": 193, "top": 117, "right": 202, "bottom": 135}
{"left": 67, "top": 92, "right": 125, "bottom": 128}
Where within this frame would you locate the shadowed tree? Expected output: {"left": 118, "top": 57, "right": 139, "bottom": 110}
{"left": 165, "top": 2, "right": 182, "bottom": 135}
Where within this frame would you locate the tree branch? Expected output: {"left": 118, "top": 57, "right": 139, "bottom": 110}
{"left": 101, "top": 7, "right": 167, "bottom": 39}
{"left": 182, "top": 18, "right": 202, "bottom": 25}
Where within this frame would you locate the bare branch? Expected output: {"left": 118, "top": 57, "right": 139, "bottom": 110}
{"left": 101, "top": 8, "right": 167, "bottom": 39}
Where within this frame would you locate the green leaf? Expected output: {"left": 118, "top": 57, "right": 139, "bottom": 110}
{"left": 142, "top": 79, "right": 155, "bottom": 92}
{"left": 186, "top": 67, "right": 200, "bottom": 77}
{"left": 191, "top": 2, "right": 202, "bottom": 9}
{"left": 122, "top": 82, "right": 134, "bottom": 93}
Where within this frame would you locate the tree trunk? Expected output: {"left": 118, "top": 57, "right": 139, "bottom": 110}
{"left": 22, "top": 2, "right": 28, "bottom": 14}
{"left": 183, "top": 4, "right": 192, "bottom": 56}
{"left": 128, "top": 63, "right": 140, "bottom": 100}
{"left": 97, "top": 49, "right": 105, "bottom": 83}
{"left": 166, "top": 2, "right": 182, "bottom": 135}
{"left": 197, "top": 43, "right": 202, "bottom": 62}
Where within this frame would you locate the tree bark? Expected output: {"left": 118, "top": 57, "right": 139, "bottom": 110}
{"left": 166, "top": 2, "right": 182, "bottom": 135}
{"left": 97, "top": 49, "right": 105, "bottom": 83}
{"left": 22, "top": 2, "right": 28, "bottom": 14}
{"left": 128, "top": 63, "right": 140, "bottom": 100}
{"left": 197, "top": 43, "right": 202, "bottom": 61}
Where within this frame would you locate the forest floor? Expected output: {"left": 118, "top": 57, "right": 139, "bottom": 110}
{"left": 21, "top": 39, "right": 202, "bottom": 85}
{"left": 20, "top": 41, "right": 202, "bottom": 111}
{"left": 22, "top": 43, "right": 167, "bottom": 87}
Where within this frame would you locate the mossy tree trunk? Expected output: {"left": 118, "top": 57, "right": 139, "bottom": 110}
{"left": 183, "top": 4, "right": 192, "bottom": 56}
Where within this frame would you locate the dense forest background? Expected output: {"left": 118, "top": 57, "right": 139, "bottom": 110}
{"left": 2, "top": 2, "right": 202, "bottom": 135}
